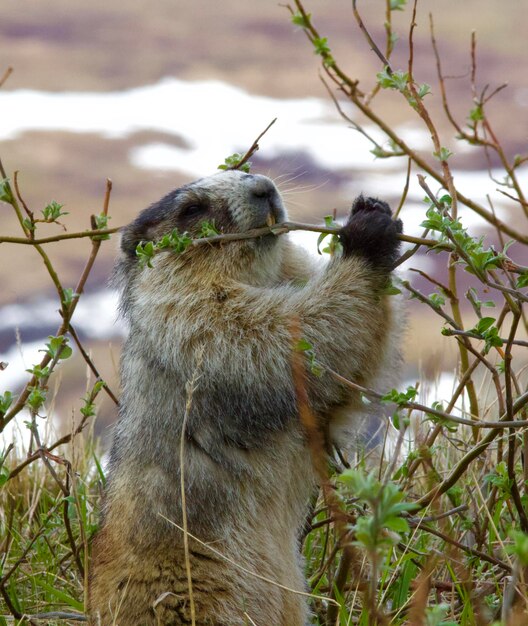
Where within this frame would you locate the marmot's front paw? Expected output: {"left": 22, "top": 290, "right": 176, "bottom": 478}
{"left": 339, "top": 195, "right": 403, "bottom": 271}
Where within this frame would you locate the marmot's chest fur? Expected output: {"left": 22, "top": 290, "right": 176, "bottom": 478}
{"left": 88, "top": 170, "right": 403, "bottom": 626}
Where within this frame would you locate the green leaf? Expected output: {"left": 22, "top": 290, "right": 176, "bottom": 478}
{"left": 468, "top": 104, "right": 484, "bottom": 122}
{"left": 168, "top": 230, "right": 193, "bottom": 253}
{"left": 43, "top": 335, "right": 72, "bottom": 360}
{"left": 296, "top": 338, "right": 313, "bottom": 352}
{"left": 377, "top": 67, "right": 409, "bottom": 92}
{"left": 322, "top": 236, "right": 342, "bottom": 256}
{"left": 58, "top": 343, "right": 73, "bottom": 360}
{"left": 94, "top": 213, "right": 109, "bottom": 229}
{"left": 218, "top": 153, "right": 251, "bottom": 172}
{"left": 42, "top": 200, "right": 68, "bottom": 222}
{"left": 338, "top": 470, "right": 417, "bottom": 556}
{"left": 291, "top": 11, "right": 311, "bottom": 28}
{"left": 136, "top": 240, "right": 155, "bottom": 268}
{"left": 92, "top": 212, "right": 111, "bottom": 240}
{"left": 507, "top": 530, "right": 528, "bottom": 567}
{"left": 23, "top": 217, "right": 36, "bottom": 232}
{"left": 391, "top": 70, "right": 409, "bottom": 91}
{"left": 376, "top": 67, "right": 393, "bottom": 89}
{"left": 80, "top": 402, "right": 96, "bottom": 418}
{"left": 93, "top": 380, "right": 105, "bottom": 394}
{"left": 433, "top": 147, "right": 453, "bottom": 161}
{"left": 27, "top": 386, "right": 47, "bottom": 412}
{"left": 391, "top": 411, "right": 404, "bottom": 430}
{"left": 385, "top": 516, "right": 410, "bottom": 533}
{"left": 467, "top": 317, "right": 503, "bottom": 354}
{"left": 338, "top": 468, "right": 377, "bottom": 496}
{"left": 517, "top": 272, "right": 528, "bottom": 288}
{"left": 425, "top": 401, "right": 458, "bottom": 433}
{"left": 390, "top": 0, "right": 407, "bottom": 9}
{"left": 296, "top": 338, "right": 323, "bottom": 376}
{"left": 384, "top": 281, "right": 402, "bottom": 296}
{"left": 370, "top": 146, "right": 384, "bottom": 158}
{"left": 137, "top": 228, "right": 194, "bottom": 269}
{"left": 198, "top": 220, "right": 219, "bottom": 238}
{"left": 62, "top": 287, "right": 77, "bottom": 306}
{"left": 313, "top": 37, "right": 331, "bottom": 56}
{"left": 429, "top": 292, "right": 446, "bottom": 308}
{"left": 316, "top": 232, "right": 328, "bottom": 255}
{"left": 382, "top": 386, "right": 418, "bottom": 406}
{"left": 25, "top": 364, "right": 50, "bottom": 380}
{"left": 0, "top": 178, "right": 14, "bottom": 204}
{"left": 323, "top": 215, "right": 339, "bottom": 228}
{"left": 93, "top": 451, "right": 107, "bottom": 487}
{"left": 474, "top": 316, "right": 496, "bottom": 334}
{"left": 417, "top": 83, "right": 431, "bottom": 98}
{"left": 0, "top": 391, "right": 14, "bottom": 415}
{"left": 0, "top": 465, "right": 10, "bottom": 487}
{"left": 482, "top": 327, "right": 503, "bottom": 354}
{"left": 317, "top": 216, "right": 341, "bottom": 255}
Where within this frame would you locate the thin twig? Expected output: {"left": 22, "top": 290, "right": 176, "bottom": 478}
{"left": 327, "top": 367, "right": 528, "bottom": 430}
{"left": 179, "top": 349, "right": 204, "bottom": 626}
{"left": 2, "top": 181, "right": 113, "bottom": 429}
{"left": 352, "top": 0, "right": 393, "bottom": 72}
{"left": 0, "top": 66, "right": 13, "bottom": 88}
{"left": 68, "top": 323, "right": 119, "bottom": 405}
{"left": 0, "top": 227, "right": 120, "bottom": 245}
{"left": 228, "top": 118, "right": 277, "bottom": 171}
{"left": 410, "top": 522, "right": 511, "bottom": 573}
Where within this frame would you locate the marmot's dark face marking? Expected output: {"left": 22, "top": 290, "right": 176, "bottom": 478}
{"left": 121, "top": 170, "right": 286, "bottom": 258}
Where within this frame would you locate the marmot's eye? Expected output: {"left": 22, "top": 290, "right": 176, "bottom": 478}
{"left": 180, "top": 203, "right": 206, "bottom": 219}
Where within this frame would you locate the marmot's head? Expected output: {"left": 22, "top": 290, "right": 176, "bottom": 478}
{"left": 121, "top": 170, "right": 286, "bottom": 258}
{"left": 115, "top": 171, "right": 289, "bottom": 294}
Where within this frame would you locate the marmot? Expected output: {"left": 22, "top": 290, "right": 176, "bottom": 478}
{"left": 88, "top": 170, "right": 402, "bottom": 625}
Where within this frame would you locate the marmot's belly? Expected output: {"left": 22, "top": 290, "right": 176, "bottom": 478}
{"left": 89, "top": 527, "right": 308, "bottom": 625}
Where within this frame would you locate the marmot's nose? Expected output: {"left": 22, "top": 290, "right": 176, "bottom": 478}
{"left": 247, "top": 175, "right": 277, "bottom": 201}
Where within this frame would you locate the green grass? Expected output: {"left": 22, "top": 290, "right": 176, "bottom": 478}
{"left": 2, "top": 404, "right": 527, "bottom": 624}
{"left": 0, "top": 438, "right": 100, "bottom": 624}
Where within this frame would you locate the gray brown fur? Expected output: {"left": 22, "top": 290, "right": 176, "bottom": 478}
{"left": 88, "top": 171, "right": 402, "bottom": 625}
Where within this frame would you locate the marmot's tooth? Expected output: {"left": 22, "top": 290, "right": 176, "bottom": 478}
{"left": 266, "top": 214, "right": 276, "bottom": 227}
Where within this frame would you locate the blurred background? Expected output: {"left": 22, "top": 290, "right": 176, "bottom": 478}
{"left": 1, "top": 0, "right": 527, "bottom": 443}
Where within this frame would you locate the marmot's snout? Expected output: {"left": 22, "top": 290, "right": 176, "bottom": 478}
{"left": 244, "top": 174, "right": 285, "bottom": 228}
{"left": 248, "top": 174, "right": 277, "bottom": 200}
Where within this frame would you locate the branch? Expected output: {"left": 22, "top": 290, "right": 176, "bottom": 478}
{"left": 0, "top": 66, "right": 13, "bottom": 88}
{"left": 416, "top": 390, "right": 528, "bottom": 508}
{"left": 352, "top": 0, "right": 393, "bottom": 72}
{"left": 326, "top": 367, "right": 528, "bottom": 430}
{"left": 1, "top": 182, "right": 113, "bottom": 429}
{"left": 0, "top": 227, "right": 120, "bottom": 245}
{"left": 227, "top": 118, "right": 277, "bottom": 171}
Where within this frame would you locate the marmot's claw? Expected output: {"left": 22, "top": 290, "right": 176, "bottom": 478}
{"left": 339, "top": 196, "right": 402, "bottom": 270}
{"left": 350, "top": 195, "right": 392, "bottom": 218}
